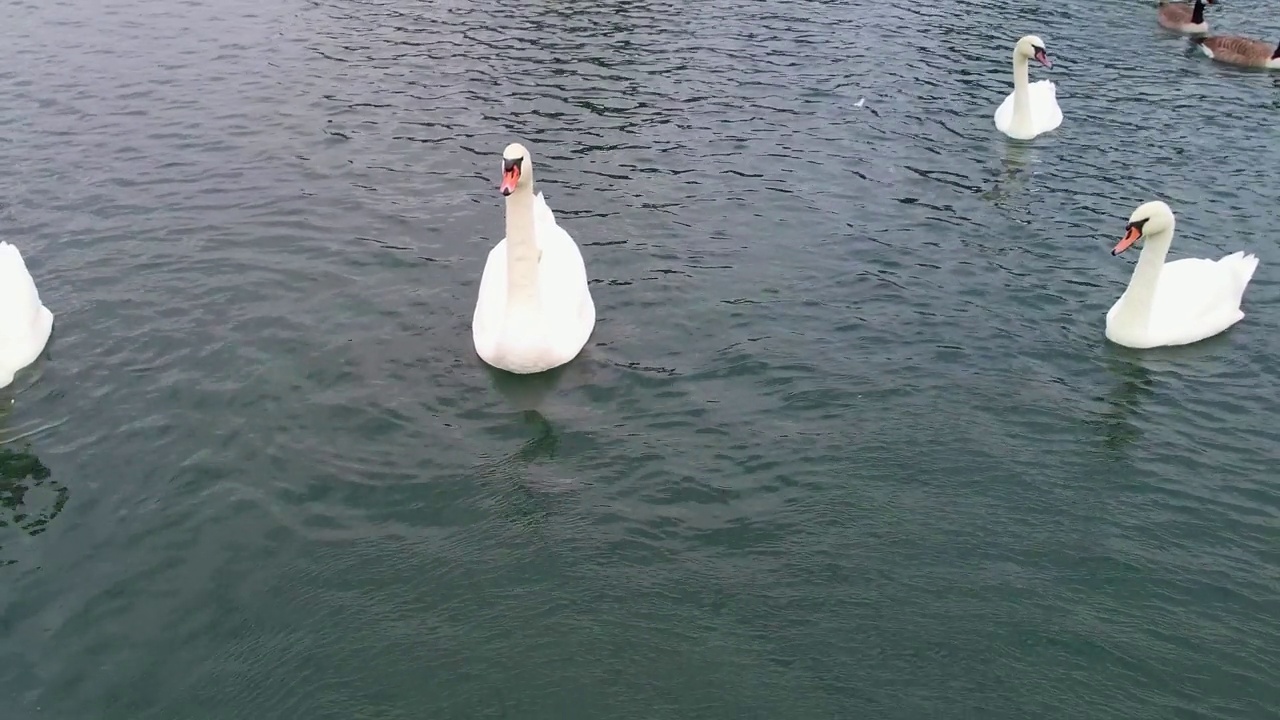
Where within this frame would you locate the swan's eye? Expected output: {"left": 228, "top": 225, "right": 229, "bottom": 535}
{"left": 1126, "top": 218, "right": 1149, "bottom": 234}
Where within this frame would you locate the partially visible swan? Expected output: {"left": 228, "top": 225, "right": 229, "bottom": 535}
{"left": 1157, "top": 0, "right": 1215, "bottom": 35}
{"left": 1192, "top": 35, "right": 1280, "bottom": 69}
{"left": 994, "top": 35, "right": 1063, "bottom": 141}
{"left": 0, "top": 242, "right": 54, "bottom": 389}
{"left": 472, "top": 143, "right": 596, "bottom": 374}
{"left": 1106, "top": 201, "right": 1258, "bottom": 349}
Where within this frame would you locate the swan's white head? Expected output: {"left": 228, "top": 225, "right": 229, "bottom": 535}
{"left": 500, "top": 143, "right": 533, "bottom": 197}
{"left": 1113, "top": 200, "right": 1175, "bottom": 256}
{"left": 1015, "top": 35, "right": 1052, "bottom": 68}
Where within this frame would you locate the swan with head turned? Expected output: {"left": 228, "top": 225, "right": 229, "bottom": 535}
{"left": 1106, "top": 201, "right": 1259, "bottom": 349}
{"left": 1157, "top": 0, "right": 1216, "bottom": 35}
{"left": 472, "top": 143, "right": 596, "bottom": 374}
{"left": 994, "top": 35, "right": 1063, "bottom": 141}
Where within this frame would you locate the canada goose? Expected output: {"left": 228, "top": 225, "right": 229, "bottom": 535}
{"left": 1193, "top": 35, "right": 1280, "bottom": 69}
{"left": 1157, "top": 0, "right": 1215, "bottom": 35}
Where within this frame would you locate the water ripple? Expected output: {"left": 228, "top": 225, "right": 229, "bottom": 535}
{"left": 0, "top": 0, "right": 1276, "bottom": 717}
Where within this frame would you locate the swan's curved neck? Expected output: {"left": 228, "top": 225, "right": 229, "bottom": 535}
{"left": 1115, "top": 226, "right": 1174, "bottom": 330}
{"left": 1011, "top": 51, "right": 1032, "bottom": 131}
{"left": 504, "top": 183, "right": 540, "bottom": 313}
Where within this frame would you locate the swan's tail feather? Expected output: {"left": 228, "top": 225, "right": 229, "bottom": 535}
{"left": 1235, "top": 252, "right": 1258, "bottom": 287}
{"left": 1219, "top": 251, "right": 1259, "bottom": 298}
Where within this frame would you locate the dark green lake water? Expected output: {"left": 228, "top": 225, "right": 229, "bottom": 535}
{"left": 2, "top": 0, "right": 1278, "bottom": 717}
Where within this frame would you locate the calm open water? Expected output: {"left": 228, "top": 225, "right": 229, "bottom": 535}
{"left": 2, "top": 0, "right": 1278, "bottom": 717}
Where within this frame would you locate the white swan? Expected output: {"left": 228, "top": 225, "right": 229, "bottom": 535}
{"left": 994, "top": 35, "right": 1063, "bottom": 140}
{"left": 472, "top": 143, "right": 596, "bottom": 374}
{"left": 0, "top": 242, "right": 54, "bottom": 389}
{"left": 1106, "top": 201, "right": 1259, "bottom": 349}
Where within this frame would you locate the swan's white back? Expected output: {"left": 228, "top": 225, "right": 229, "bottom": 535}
{"left": 472, "top": 191, "right": 595, "bottom": 374}
{"left": 0, "top": 242, "right": 54, "bottom": 388}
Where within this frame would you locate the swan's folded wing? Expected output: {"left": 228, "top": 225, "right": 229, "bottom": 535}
{"left": 1030, "top": 80, "right": 1063, "bottom": 133}
{"left": 472, "top": 239, "right": 509, "bottom": 348}
{"left": 1155, "top": 258, "right": 1231, "bottom": 312}
{"left": 1151, "top": 257, "right": 1250, "bottom": 342}
{"left": 532, "top": 194, "right": 595, "bottom": 325}
{"left": 993, "top": 91, "right": 1016, "bottom": 131}
{"left": 533, "top": 192, "right": 583, "bottom": 291}
{"left": 533, "top": 192, "right": 559, "bottom": 231}
{"left": 0, "top": 242, "right": 44, "bottom": 344}
{"left": 537, "top": 229, "right": 592, "bottom": 309}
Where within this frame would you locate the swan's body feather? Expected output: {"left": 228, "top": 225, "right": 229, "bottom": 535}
{"left": 473, "top": 191, "right": 595, "bottom": 374}
{"left": 0, "top": 242, "right": 54, "bottom": 388}
{"left": 994, "top": 79, "right": 1063, "bottom": 140}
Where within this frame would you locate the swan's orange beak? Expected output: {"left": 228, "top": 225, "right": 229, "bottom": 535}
{"left": 1112, "top": 225, "right": 1142, "bottom": 256}
{"left": 1034, "top": 48, "right": 1052, "bottom": 68}
{"left": 500, "top": 163, "right": 521, "bottom": 196}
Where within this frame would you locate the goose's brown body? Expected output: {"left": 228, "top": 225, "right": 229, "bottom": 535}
{"left": 1194, "top": 35, "right": 1280, "bottom": 69}
{"left": 1157, "top": 0, "right": 1213, "bottom": 34}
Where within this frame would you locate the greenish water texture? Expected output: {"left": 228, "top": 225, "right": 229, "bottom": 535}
{"left": 2, "top": 0, "right": 1278, "bottom": 718}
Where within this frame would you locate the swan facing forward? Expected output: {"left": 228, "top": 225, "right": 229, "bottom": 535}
{"left": 1106, "top": 201, "right": 1258, "bottom": 349}
{"left": 472, "top": 143, "right": 596, "bottom": 374}
{"left": 0, "top": 242, "right": 54, "bottom": 389}
{"left": 1157, "top": 0, "right": 1215, "bottom": 35}
{"left": 994, "top": 35, "right": 1063, "bottom": 140}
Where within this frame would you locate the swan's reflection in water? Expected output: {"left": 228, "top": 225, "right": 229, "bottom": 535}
{"left": 485, "top": 362, "right": 571, "bottom": 414}
{"left": 982, "top": 140, "right": 1032, "bottom": 204}
{"left": 484, "top": 349, "right": 620, "bottom": 423}
{"left": 478, "top": 350, "right": 625, "bottom": 525}
{"left": 0, "top": 395, "right": 68, "bottom": 564}
{"left": 1090, "top": 353, "right": 1157, "bottom": 452}
{"left": 1003, "top": 139, "right": 1030, "bottom": 171}
{"left": 474, "top": 410, "right": 583, "bottom": 529}
{"left": 0, "top": 444, "right": 67, "bottom": 565}
{"left": 1091, "top": 329, "right": 1241, "bottom": 452}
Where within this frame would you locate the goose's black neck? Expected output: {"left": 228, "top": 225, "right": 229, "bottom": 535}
{"left": 1192, "top": 0, "right": 1206, "bottom": 24}
{"left": 1273, "top": 40, "right": 1280, "bottom": 59}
